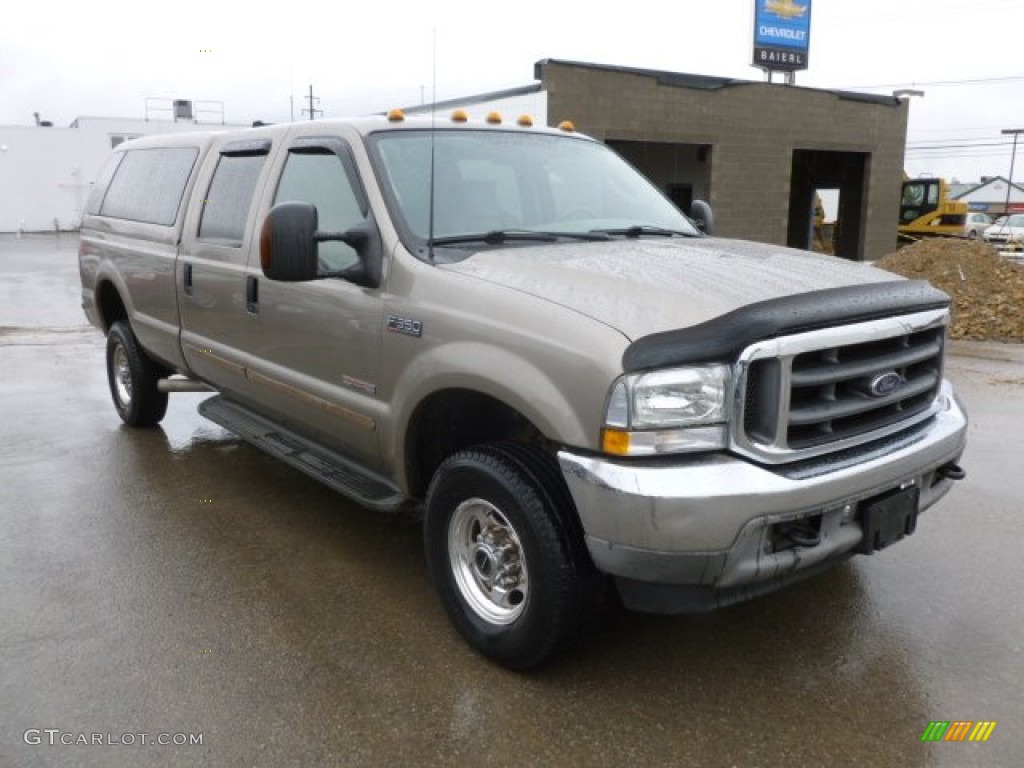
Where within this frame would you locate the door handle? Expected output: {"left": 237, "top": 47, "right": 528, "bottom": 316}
{"left": 183, "top": 263, "right": 194, "bottom": 297}
{"left": 246, "top": 275, "right": 259, "bottom": 314}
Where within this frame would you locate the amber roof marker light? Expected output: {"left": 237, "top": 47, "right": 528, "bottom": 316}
{"left": 387, "top": 109, "right": 405, "bottom": 123}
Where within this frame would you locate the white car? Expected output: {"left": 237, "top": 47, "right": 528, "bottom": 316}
{"left": 983, "top": 214, "right": 1024, "bottom": 248}
{"left": 964, "top": 211, "right": 993, "bottom": 239}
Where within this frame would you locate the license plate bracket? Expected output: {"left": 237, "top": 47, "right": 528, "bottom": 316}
{"left": 856, "top": 486, "right": 920, "bottom": 554}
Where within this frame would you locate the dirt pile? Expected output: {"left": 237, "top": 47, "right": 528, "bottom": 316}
{"left": 876, "top": 239, "right": 1024, "bottom": 342}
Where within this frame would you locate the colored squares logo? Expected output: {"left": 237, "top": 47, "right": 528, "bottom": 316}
{"left": 921, "top": 721, "right": 997, "bottom": 742}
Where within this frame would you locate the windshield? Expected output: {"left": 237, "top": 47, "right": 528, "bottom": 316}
{"left": 368, "top": 130, "right": 699, "bottom": 248}
{"left": 991, "top": 215, "right": 1024, "bottom": 228}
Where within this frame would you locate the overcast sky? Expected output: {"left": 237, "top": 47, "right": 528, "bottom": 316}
{"left": 3, "top": 0, "right": 1022, "bottom": 183}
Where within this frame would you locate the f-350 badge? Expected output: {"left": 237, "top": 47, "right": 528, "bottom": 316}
{"left": 386, "top": 315, "right": 423, "bottom": 338}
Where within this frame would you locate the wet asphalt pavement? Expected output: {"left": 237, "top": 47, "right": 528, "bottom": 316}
{"left": 1, "top": 233, "right": 1022, "bottom": 767}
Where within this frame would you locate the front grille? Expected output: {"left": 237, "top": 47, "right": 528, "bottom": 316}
{"left": 733, "top": 309, "right": 948, "bottom": 464}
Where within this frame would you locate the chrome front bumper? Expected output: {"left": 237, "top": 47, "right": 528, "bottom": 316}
{"left": 557, "top": 382, "right": 967, "bottom": 613}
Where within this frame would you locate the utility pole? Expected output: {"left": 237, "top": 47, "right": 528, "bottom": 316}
{"left": 302, "top": 84, "right": 323, "bottom": 121}
{"left": 1001, "top": 128, "right": 1024, "bottom": 217}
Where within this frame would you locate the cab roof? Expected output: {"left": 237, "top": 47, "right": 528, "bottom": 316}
{"left": 114, "top": 113, "right": 589, "bottom": 153}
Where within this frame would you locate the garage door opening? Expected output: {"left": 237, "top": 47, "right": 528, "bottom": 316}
{"left": 811, "top": 188, "right": 839, "bottom": 254}
{"left": 788, "top": 150, "right": 868, "bottom": 260}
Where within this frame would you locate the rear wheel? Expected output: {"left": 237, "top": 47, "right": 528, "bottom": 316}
{"left": 425, "top": 444, "right": 601, "bottom": 669}
{"left": 106, "top": 321, "right": 168, "bottom": 427}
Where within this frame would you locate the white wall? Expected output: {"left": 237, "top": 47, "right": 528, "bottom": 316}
{"left": 0, "top": 127, "right": 99, "bottom": 231}
{"left": 0, "top": 118, "right": 238, "bottom": 232}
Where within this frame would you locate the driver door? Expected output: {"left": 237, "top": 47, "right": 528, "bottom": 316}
{"left": 241, "top": 137, "right": 384, "bottom": 466}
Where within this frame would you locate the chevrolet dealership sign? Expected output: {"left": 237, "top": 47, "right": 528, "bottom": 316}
{"left": 753, "top": 0, "right": 812, "bottom": 72}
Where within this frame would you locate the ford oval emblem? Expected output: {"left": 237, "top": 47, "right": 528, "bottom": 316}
{"left": 869, "top": 371, "right": 906, "bottom": 397}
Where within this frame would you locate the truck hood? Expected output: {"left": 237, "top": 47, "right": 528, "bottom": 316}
{"left": 440, "top": 237, "right": 900, "bottom": 340}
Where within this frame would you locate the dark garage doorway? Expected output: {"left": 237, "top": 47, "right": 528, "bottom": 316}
{"left": 788, "top": 150, "right": 868, "bottom": 260}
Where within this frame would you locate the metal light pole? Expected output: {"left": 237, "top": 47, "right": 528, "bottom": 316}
{"left": 1001, "top": 128, "right": 1024, "bottom": 217}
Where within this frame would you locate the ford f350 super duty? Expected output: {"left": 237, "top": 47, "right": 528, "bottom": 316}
{"left": 79, "top": 112, "right": 967, "bottom": 668}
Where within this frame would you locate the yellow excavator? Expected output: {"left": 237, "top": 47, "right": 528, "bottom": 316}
{"left": 897, "top": 177, "right": 969, "bottom": 245}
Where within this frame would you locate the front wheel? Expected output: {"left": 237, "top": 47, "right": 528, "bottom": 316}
{"left": 106, "top": 321, "right": 168, "bottom": 427}
{"left": 425, "top": 444, "right": 600, "bottom": 669}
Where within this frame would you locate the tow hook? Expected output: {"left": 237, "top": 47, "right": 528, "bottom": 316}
{"left": 937, "top": 462, "right": 966, "bottom": 481}
{"left": 779, "top": 521, "right": 822, "bottom": 548}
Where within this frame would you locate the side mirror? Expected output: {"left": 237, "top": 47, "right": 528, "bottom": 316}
{"left": 331, "top": 220, "right": 382, "bottom": 289}
{"left": 260, "top": 202, "right": 382, "bottom": 288}
{"left": 689, "top": 200, "right": 714, "bottom": 236}
{"left": 260, "top": 202, "right": 319, "bottom": 282}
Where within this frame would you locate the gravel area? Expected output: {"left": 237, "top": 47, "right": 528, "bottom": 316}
{"left": 877, "top": 239, "right": 1024, "bottom": 342}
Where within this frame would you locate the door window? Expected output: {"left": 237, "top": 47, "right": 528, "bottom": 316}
{"left": 274, "top": 150, "right": 366, "bottom": 271}
{"left": 199, "top": 153, "right": 267, "bottom": 246}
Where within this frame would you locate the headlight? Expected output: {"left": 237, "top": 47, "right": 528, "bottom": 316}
{"left": 602, "top": 364, "right": 731, "bottom": 456}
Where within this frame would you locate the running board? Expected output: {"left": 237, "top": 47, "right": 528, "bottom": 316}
{"left": 198, "top": 395, "right": 406, "bottom": 512}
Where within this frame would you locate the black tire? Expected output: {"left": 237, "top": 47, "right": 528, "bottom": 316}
{"left": 424, "top": 443, "right": 600, "bottom": 670}
{"left": 106, "top": 321, "right": 168, "bottom": 427}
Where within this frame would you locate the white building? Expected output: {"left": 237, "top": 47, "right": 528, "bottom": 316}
{"left": 0, "top": 103, "right": 247, "bottom": 232}
{"left": 953, "top": 176, "right": 1024, "bottom": 216}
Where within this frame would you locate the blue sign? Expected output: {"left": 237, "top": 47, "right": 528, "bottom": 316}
{"left": 753, "top": 0, "right": 812, "bottom": 72}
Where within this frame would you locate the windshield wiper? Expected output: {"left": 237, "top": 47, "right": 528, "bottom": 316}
{"left": 537, "top": 230, "right": 611, "bottom": 241}
{"left": 430, "top": 229, "right": 610, "bottom": 246}
{"left": 591, "top": 225, "right": 698, "bottom": 238}
{"left": 430, "top": 230, "right": 558, "bottom": 246}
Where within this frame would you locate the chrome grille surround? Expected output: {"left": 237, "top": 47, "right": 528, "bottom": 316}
{"left": 731, "top": 308, "right": 949, "bottom": 465}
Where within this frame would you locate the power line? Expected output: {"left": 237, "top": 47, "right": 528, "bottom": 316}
{"left": 908, "top": 136, "right": 1014, "bottom": 145}
{"left": 906, "top": 141, "right": 1015, "bottom": 151}
{"left": 907, "top": 156, "right": 1011, "bottom": 161}
{"left": 841, "top": 74, "right": 1024, "bottom": 90}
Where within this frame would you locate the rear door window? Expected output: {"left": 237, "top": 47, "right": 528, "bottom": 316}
{"left": 198, "top": 153, "right": 268, "bottom": 246}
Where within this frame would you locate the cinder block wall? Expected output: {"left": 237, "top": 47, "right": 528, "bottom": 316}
{"left": 540, "top": 61, "right": 908, "bottom": 261}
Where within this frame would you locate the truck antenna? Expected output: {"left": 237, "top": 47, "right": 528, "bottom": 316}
{"left": 428, "top": 29, "right": 437, "bottom": 264}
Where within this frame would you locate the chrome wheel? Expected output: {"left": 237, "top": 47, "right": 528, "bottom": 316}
{"left": 448, "top": 498, "right": 529, "bottom": 625}
{"left": 425, "top": 445, "right": 599, "bottom": 668}
{"left": 112, "top": 342, "right": 132, "bottom": 407}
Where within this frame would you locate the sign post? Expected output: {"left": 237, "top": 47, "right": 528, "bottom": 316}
{"left": 752, "top": 0, "right": 813, "bottom": 82}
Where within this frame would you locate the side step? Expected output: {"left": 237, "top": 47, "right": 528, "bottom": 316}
{"left": 198, "top": 395, "right": 406, "bottom": 512}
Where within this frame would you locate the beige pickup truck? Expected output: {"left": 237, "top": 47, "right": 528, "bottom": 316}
{"left": 79, "top": 113, "right": 967, "bottom": 668}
